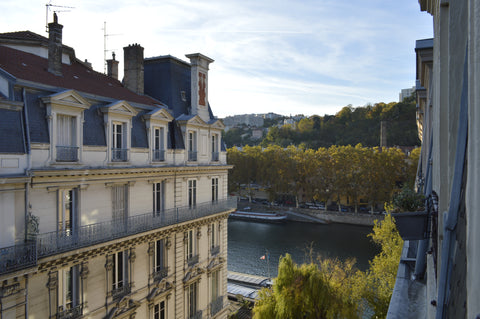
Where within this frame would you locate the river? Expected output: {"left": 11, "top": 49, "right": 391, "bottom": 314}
{"left": 227, "top": 219, "right": 379, "bottom": 277}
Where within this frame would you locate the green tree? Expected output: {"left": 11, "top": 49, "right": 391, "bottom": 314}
{"left": 253, "top": 254, "right": 363, "bottom": 319}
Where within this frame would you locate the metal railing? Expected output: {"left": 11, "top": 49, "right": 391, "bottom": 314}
{"left": 112, "top": 283, "right": 131, "bottom": 300}
{"left": 56, "top": 146, "right": 79, "bottom": 162}
{"left": 188, "top": 151, "right": 197, "bottom": 162}
{"left": 188, "top": 310, "right": 202, "bottom": 319}
{"left": 210, "top": 296, "right": 224, "bottom": 316}
{"left": 211, "top": 152, "right": 219, "bottom": 162}
{"left": 0, "top": 241, "right": 37, "bottom": 274}
{"left": 36, "top": 197, "right": 236, "bottom": 257}
{"left": 153, "top": 149, "right": 165, "bottom": 162}
{"left": 153, "top": 267, "right": 168, "bottom": 282}
{"left": 57, "top": 304, "right": 82, "bottom": 319}
{"left": 111, "top": 148, "right": 128, "bottom": 162}
{"left": 211, "top": 245, "right": 220, "bottom": 256}
{"left": 187, "top": 255, "right": 199, "bottom": 267}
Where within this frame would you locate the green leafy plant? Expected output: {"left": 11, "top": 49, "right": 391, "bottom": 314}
{"left": 390, "top": 187, "right": 425, "bottom": 212}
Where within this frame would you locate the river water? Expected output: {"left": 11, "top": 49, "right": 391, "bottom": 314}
{"left": 227, "top": 219, "right": 379, "bottom": 277}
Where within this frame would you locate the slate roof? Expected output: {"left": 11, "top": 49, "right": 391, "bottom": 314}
{"left": 0, "top": 108, "right": 25, "bottom": 153}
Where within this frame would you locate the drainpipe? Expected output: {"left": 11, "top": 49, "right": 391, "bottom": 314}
{"left": 22, "top": 88, "right": 33, "bottom": 242}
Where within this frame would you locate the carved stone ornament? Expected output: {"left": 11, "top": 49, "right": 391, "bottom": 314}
{"left": 105, "top": 255, "right": 114, "bottom": 271}
{"left": 129, "top": 249, "right": 136, "bottom": 263}
{"left": 165, "top": 237, "right": 172, "bottom": 249}
{"left": 46, "top": 271, "right": 58, "bottom": 290}
{"left": 80, "top": 262, "right": 89, "bottom": 279}
{"left": 147, "top": 242, "right": 154, "bottom": 256}
{"left": 196, "top": 228, "right": 202, "bottom": 239}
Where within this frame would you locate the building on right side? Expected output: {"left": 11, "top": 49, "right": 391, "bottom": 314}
{"left": 388, "top": 1, "right": 480, "bottom": 318}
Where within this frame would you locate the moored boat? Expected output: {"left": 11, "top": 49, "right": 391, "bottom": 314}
{"left": 229, "top": 210, "right": 287, "bottom": 223}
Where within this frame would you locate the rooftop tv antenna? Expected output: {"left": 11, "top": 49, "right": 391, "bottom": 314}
{"left": 102, "top": 21, "right": 121, "bottom": 74}
{"left": 45, "top": 1, "right": 75, "bottom": 32}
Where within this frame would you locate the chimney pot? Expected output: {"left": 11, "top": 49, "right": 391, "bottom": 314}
{"left": 107, "top": 52, "right": 119, "bottom": 80}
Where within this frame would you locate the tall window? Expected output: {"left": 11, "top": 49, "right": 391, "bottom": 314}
{"left": 112, "top": 251, "right": 129, "bottom": 295}
{"left": 212, "top": 178, "right": 218, "bottom": 203}
{"left": 211, "top": 223, "right": 220, "bottom": 255}
{"left": 153, "top": 182, "right": 164, "bottom": 216}
{"left": 187, "top": 281, "right": 198, "bottom": 318}
{"left": 56, "top": 114, "right": 77, "bottom": 161}
{"left": 211, "top": 134, "right": 219, "bottom": 161}
{"left": 211, "top": 269, "right": 219, "bottom": 302}
{"left": 58, "top": 266, "right": 80, "bottom": 314}
{"left": 112, "top": 185, "right": 128, "bottom": 222}
{"left": 58, "top": 189, "right": 76, "bottom": 236}
{"left": 153, "top": 300, "right": 165, "bottom": 319}
{"left": 185, "top": 230, "right": 198, "bottom": 266}
{"left": 188, "top": 180, "right": 196, "bottom": 208}
{"left": 154, "top": 239, "right": 166, "bottom": 273}
{"left": 210, "top": 270, "right": 222, "bottom": 316}
{"left": 153, "top": 127, "right": 165, "bottom": 161}
{"left": 188, "top": 131, "right": 197, "bottom": 161}
{"left": 112, "top": 122, "right": 127, "bottom": 161}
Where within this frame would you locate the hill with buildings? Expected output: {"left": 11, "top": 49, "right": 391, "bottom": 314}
{"left": 222, "top": 96, "right": 420, "bottom": 148}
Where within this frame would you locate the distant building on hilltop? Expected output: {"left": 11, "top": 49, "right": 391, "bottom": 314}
{"left": 399, "top": 86, "right": 415, "bottom": 102}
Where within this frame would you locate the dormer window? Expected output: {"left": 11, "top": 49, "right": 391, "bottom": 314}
{"left": 42, "top": 90, "right": 90, "bottom": 164}
{"left": 112, "top": 122, "right": 127, "bottom": 161}
{"left": 56, "top": 114, "right": 78, "bottom": 162}
{"left": 101, "top": 101, "right": 138, "bottom": 164}
{"left": 153, "top": 127, "right": 165, "bottom": 162}
{"left": 211, "top": 134, "right": 219, "bottom": 162}
{"left": 188, "top": 131, "right": 197, "bottom": 162}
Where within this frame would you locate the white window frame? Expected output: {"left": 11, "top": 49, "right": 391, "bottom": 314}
{"left": 112, "top": 121, "right": 128, "bottom": 161}
{"left": 188, "top": 131, "right": 197, "bottom": 161}
{"left": 58, "top": 265, "right": 80, "bottom": 312}
{"left": 112, "top": 184, "right": 128, "bottom": 222}
{"left": 153, "top": 300, "right": 166, "bottom": 319}
{"left": 153, "top": 182, "right": 164, "bottom": 216}
{"left": 56, "top": 114, "right": 78, "bottom": 162}
{"left": 212, "top": 177, "right": 218, "bottom": 203}
{"left": 211, "top": 269, "right": 220, "bottom": 302}
{"left": 186, "top": 281, "right": 198, "bottom": 318}
{"left": 58, "top": 188, "right": 77, "bottom": 236}
{"left": 185, "top": 229, "right": 197, "bottom": 261}
{"left": 112, "top": 250, "right": 128, "bottom": 292}
{"left": 188, "top": 180, "right": 197, "bottom": 208}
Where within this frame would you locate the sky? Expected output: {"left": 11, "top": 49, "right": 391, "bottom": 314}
{"left": 0, "top": 0, "right": 433, "bottom": 118}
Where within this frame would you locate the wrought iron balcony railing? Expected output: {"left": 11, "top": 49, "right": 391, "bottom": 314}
{"left": 112, "top": 283, "right": 131, "bottom": 301}
{"left": 188, "top": 310, "right": 202, "bottom": 319}
{"left": 187, "top": 254, "right": 199, "bottom": 267}
{"left": 153, "top": 267, "right": 168, "bottom": 282}
{"left": 152, "top": 149, "right": 165, "bottom": 162}
{"left": 36, "top": 197, "right": 237, "bottom": 257}
{"left": 111, "top": 148, "right": 128, "bottom": 162}
{"left": 57, "top": 304, "right": 83, "bottom": 319}
{"left": 210, "top": 296, "right": 224, "bottom": 316}
{"left": 211, "top": 152, "right": 219, "bottom": 162}
{"left": 188, "top": 151, "right": 197, "bottom": 161}
{"left": 211, "top": 245, "right": 220, "bottom": 256}
{"left": 56, "top": 146, "right": 79, "bottom": 162}
{"left": 0, "top": 241, "right": 37, "bottom": 275}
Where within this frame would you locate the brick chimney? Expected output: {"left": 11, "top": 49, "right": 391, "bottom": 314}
{"left": 123, "top": 44, "right": 144, "bottom": 94}
{"left": 107, "top": 52, "right": 119, "bottom": 80}
{"left": 185, "top": 53, "right": 214, "bottom": 122}
{"left": 48, "top": 13, "right": 63, "bottom": 76}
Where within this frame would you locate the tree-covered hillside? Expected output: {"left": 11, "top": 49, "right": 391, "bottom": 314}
{"left": 223, "top": 96, "right": 420, "bottom": 148}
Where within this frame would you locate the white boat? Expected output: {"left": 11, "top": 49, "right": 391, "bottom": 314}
{"left": 229, "top": 210, "right": 287, "bottom": 223}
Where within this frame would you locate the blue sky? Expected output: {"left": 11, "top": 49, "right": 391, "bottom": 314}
{"left": 0, "top": 0, "right": 433, "bottom": 117}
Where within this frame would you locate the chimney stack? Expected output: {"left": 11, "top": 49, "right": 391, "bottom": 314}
{"left": 48, "top": 13, "right": 63, "bottom": 76}
{"left": 107, "top": 52, "right": 119, "bottom": 80}
{"left": 123, "top": 44, "right": 144, "bottom": 95}
{"left": 185, "top": 53, "right": 214, "bottom": 122}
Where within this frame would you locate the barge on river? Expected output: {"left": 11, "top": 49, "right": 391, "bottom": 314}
{"left": 229, "top": 210, "right": 287, "bottom": 223}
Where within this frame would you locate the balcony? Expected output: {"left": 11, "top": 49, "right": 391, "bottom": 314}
{"left": 111, "top": 148, "right": 128, "bottom": 162}
{"left": 187, "top": 254, "right": 199, "bottom": 267}
{"left": 188, "top": 150, "right": 197, "bottom": 162}
{"left": 152, "top": 149, "right": 165, "bottom": 162}
{"left": 211, "top": 152, "right": 219, "bottom": 162}
{"left": 36, "top": 197, "right": 237, "bottom": 257}
{"left": 210, "top": 296, "right": 224, "bottom": 316}
{"left": 211, "top": 245, "right": 220, "bottom": 256}
{"left": 57, "top": 304, "right": 82, "bottom": 319}
{"left": 188, "top": 310, "right": 202, "bottom": 319}
{"left": 112, "top": 283, "right": 131, "bottom": 301}
{"left": 0, "top": 241, "right": 37, "bottom": 275}
{"left": 153, "top": 267, "right": 168, "bottom": 282}
{"left": 56, "top": 146, "right": 79, "bottom": 162}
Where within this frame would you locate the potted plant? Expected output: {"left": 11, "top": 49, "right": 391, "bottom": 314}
{"left": 389, "top": 187, "right": 427, "bottom": 240}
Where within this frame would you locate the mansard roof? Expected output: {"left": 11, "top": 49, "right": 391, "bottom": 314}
{"left": 0, "top": 45, "right": 161, "bottom": 107}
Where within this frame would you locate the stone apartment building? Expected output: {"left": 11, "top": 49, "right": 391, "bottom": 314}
{"left": 0, "top": 14, "right": 235, "bottom": 319}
